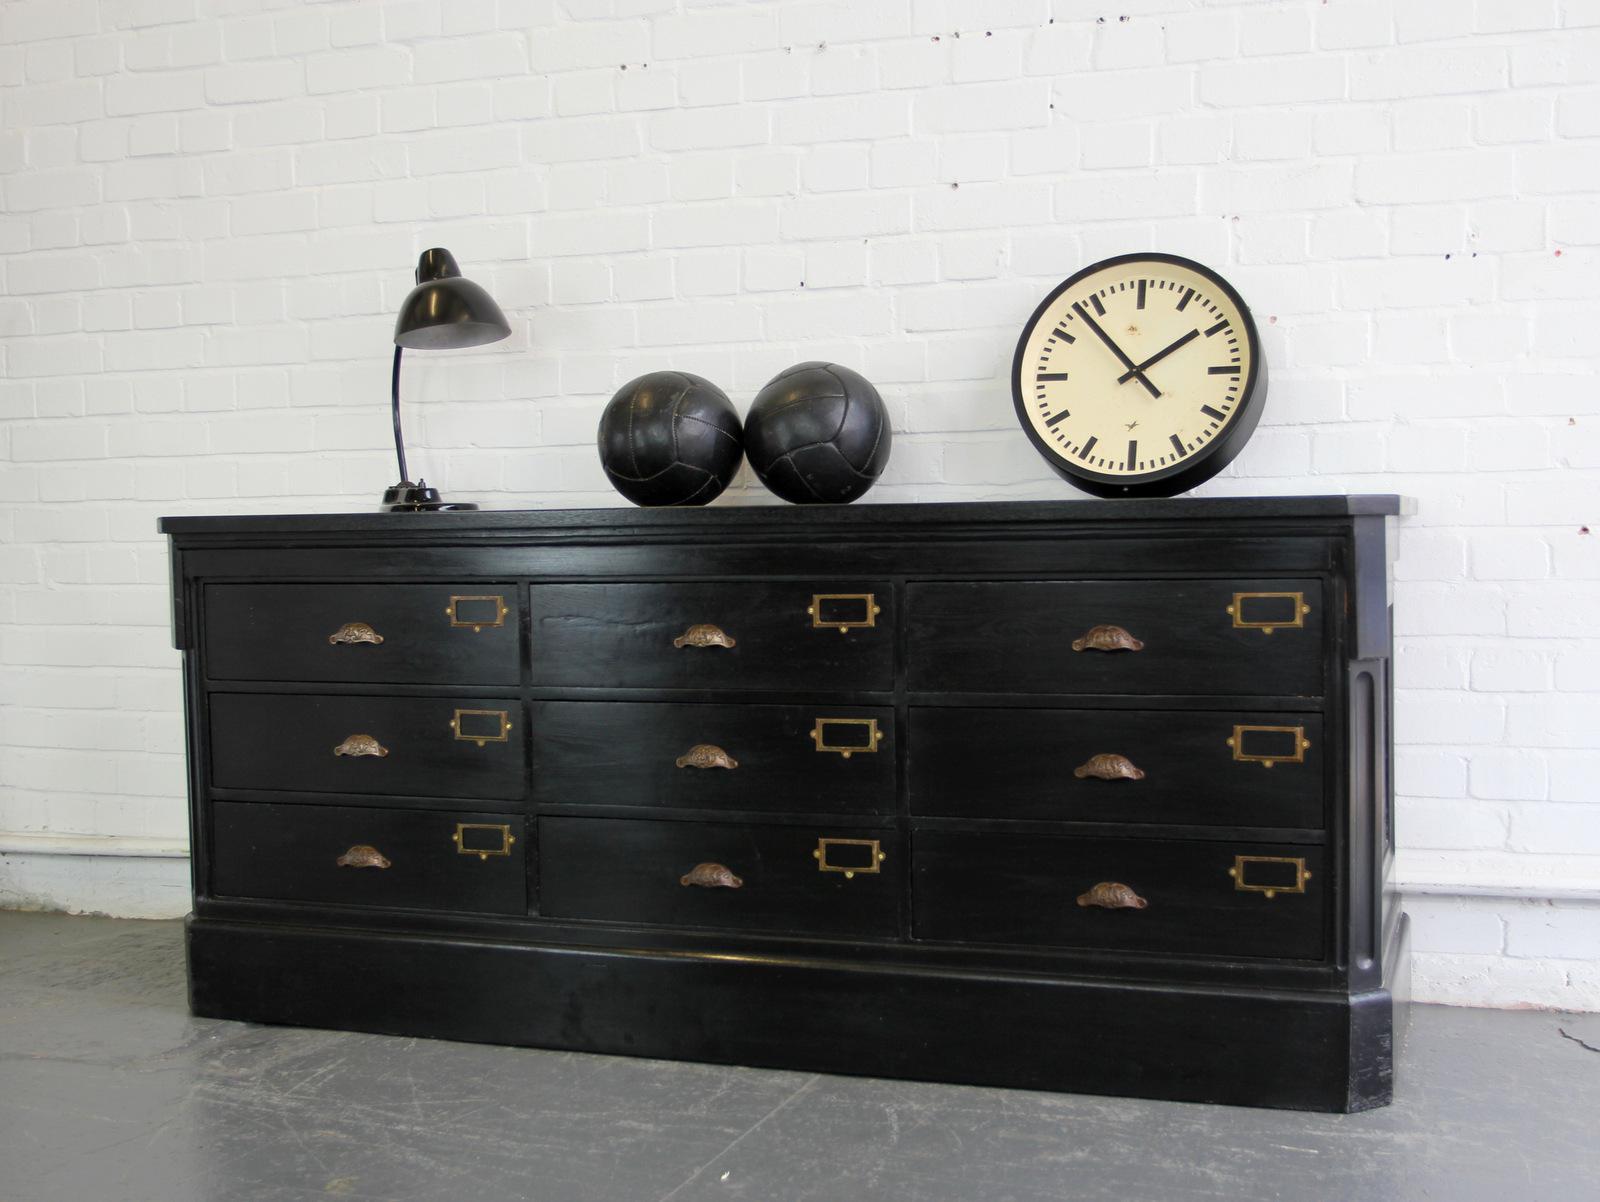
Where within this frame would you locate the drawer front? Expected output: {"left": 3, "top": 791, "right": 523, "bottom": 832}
{"left": 204, "top": 584, "right": 520, "bottom": 685}
{"left": 539, "top": 817, "right": 900, "bottom": 938}
{"left": 910, "top": 708, "right": 1323, "bottom": 828}
{"left": 914, "top": 833, "right": 1324, "bottom": 960}
{"left": 530, "top": 582, "right": 893, "bottom": 692}
{"left": 907, "top": 579, "right": 1325, "bottom": 697}
{"left": 211, "top": 801, "right": 526, "bottom": 915}
{"left": 210, "top": 694, "right": 524, "bottom": 802}
{"left": 531, "top": 701, "right": 894, "bottom": 814}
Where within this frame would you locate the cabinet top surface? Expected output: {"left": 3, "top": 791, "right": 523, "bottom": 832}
{"left": 160, "top": 495, "right": 1405, "bottom": 538}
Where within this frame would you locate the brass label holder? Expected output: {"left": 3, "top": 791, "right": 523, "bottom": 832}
{"left": 808, "top": 593, "right": 881, "bottom": 633}
{"left": 1228, "top": 855, "right": 1311, "bottom": 899}
{"left": 810, "top": 717, "right": 883, "bottom": 759}
{"left": 450, "top": 709, "right": 513, "bottom": 747}
{"left": 446, "top": 594, "right": 509, "bottom": 633}
{"left": 813, "top": 837, "right": 885, "bottom": 880}
{"left": 1227, "top": 724, "right": 1311, "bottom": 768}
{"left": 1226, "top": 591, "right": 1310, "bottom": 635}
{"left": 453, "top": 823, "right": 515, "bottom": 861}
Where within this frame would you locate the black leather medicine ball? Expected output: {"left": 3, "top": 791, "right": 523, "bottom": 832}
{"left": 743, "top": 362, "right": 892, "bottom": 504}
{"left": 597, "top": 371, "right": 743, "bottom": 506}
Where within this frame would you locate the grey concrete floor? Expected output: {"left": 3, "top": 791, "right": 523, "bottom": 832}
{"left": 0, "top": 912, "right": 1596, "bottom": 1202}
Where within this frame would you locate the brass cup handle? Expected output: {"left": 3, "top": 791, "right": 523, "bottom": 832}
{"left": 1077, "top": 881, "right": 1147, "bottom": 909}
{"left": 1071, "top": 624, "right": 1144, "bottom": 652}
{"left": 334, "top": 734, "right": 388, "bottom": 758}
{"left": 676, "top": 744, "right": 738, "bottom": 770}
{"left": 673, "top": 623, "right": 736, "bottom": 649}
{"left": 680, "top": 862, "right": 743, "bottom": 888}
{"left": 336, "top": 844, "right": 391, "bottom": 869}
{"left": 329, "top": 621, "right": 383, "bottom": 645}
{"left": 1073, "top": 753, "right": 1145, "bottom": 782}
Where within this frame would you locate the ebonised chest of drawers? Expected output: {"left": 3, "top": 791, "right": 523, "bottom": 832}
{"left": 161, "top": 497, "right": 1407, "bottom": 1112}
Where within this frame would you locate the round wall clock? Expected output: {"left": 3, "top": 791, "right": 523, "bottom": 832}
{"left": 1010, "top": 252, "right": 1268, "bottom": 498}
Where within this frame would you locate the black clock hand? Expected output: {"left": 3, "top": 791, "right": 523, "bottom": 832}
{"left": 1073, "top": 303, "right": 1161, "bottom": 398}
{"left": 1116, "top": 328, "right": 1201, "bottom": 384}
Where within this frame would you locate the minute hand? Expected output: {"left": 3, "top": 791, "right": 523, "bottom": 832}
{"left": 1073, "top": 303, "right": 1160, "bottom": 398}
{"left": 1116, "top": 328, "right": 1200, "bottom": 384}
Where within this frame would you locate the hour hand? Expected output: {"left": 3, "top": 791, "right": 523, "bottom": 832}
{"left": 1117, "top": 328, "right": 1200, "bottom": 384}
{"left": 1073, "top": 303, "right": 1161, "bottom": 398}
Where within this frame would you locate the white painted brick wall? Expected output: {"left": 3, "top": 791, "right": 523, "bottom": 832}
{"left": 2, "top": 0, "right": 1598, "bottom": 1010}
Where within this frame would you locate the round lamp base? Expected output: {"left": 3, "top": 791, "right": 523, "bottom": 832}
{"left": 380, "top": 481, "right": 479, "bottom": 512}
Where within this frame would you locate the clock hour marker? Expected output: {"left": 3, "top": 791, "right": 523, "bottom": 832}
{"left": 1037, "top": 372, "right": 1070, "bottom": 381}
{"left": 1089, "top": 294, "right": 1106, "bottom": 317}
{"left": 1200, "top": 404, "right": 1226, "bottom": 421}
{"left": 1204, "top": 318, "right": 1229, "bottom": 337}
{"left": 1044, "top": 409, "right": 1071, "bottom": 427}
{"left": 1051, "top": 325, "right": 1075, "bottom": 344}
{"left": 1127, "top": 439, "right": 1137, "bottom": 468}
{"left": 1136, "top": 280, "right": 1146, "bottom": 309}
{"left": 1078, "top": 435, "right": 1098, "bottom": 460}
{"left": 1170, "top": 434, "right": 1187, "bottom": 457}
{"left": 1208, "top": 364, "right": 1241, "bottom": 375}
{"left": 1176, "top": 287, "right": 1194, "bottom": 312}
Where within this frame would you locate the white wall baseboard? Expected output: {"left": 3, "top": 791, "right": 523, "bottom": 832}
{"left": 0, "top": 833, "right": 189, "bottom": 859}
{"left": 0, "top": 835, "right": 191, "bottom": 920}
{"left": 1395, "top": 850, "right": 1600, "bottom": 902}
{"left": 1410, "top": 947, "right": 1600, "bottom": 1013}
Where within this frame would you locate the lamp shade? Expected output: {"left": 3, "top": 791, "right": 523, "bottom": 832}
{"left": 392, "top": 248, "right": 511, "bottom": 350}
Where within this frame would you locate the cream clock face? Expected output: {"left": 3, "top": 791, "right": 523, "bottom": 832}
{"left": 1011, "top": 254, "right": 1266, "bottom": 498}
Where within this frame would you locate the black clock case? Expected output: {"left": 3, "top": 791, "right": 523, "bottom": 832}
{"left": 1012, "top": 252, "right": 1268, "bottom": 498}
{"left": 162, "top": 496, "right": 1407, "bottom": 1113}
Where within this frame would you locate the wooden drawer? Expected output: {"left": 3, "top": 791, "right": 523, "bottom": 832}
{"left": 539, "top": 817, "right": 900, "bottom": 938}
{"left": 911, "top": 708, "right": 1323, "bottom": 828}
{"left": 530, "top": 582, "right": 892, "bottom": 692}
{"left": 531, "top": 701, "right": 894, "bottom": 815}
{"left": 914, "top": 832, "right": 1325, "bottom": 960}
{"left": 210, "top": 801, "right": 526, "bottom": 915}
{"left": 907, "top": 579, "right": 1325, "bottom": 697}
{"left": 204, "top": 584, "right": 520, "bottom": 685}
{"left": 210, "top": 694, "right": 523, "bottom": 802}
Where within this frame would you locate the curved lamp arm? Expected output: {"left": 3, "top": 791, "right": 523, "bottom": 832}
{"left": 391, "top": 345, "right": 409, "bottom": 486}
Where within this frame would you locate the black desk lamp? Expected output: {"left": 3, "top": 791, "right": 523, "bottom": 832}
{"left": 383, "top": 248, "right": 511, "bottom": 511}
